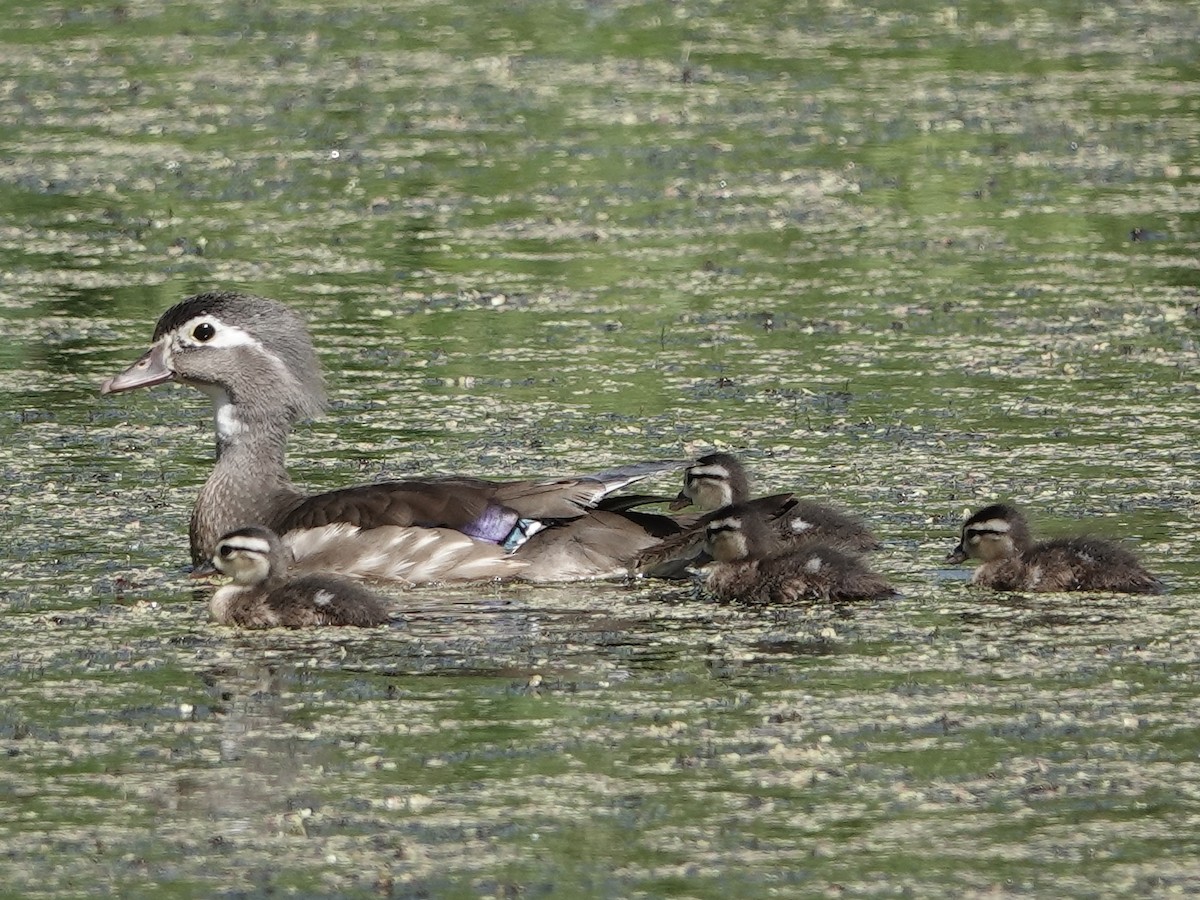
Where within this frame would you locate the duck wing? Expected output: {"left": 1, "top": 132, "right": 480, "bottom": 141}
{"left": 488, "top": 459, "right": 687, "bottom": 518}
{"left": 516, "top": 508, "right": 691, "bottom": 582}
{"left": 277, "top": 480, "right": 497, "bottom": 532}
{"left": 277, "top": 460, "right": 687, "bottom": 545}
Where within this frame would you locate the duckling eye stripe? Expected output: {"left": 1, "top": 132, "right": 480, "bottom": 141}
{"left": 706, "top": 517, "right": 741, "bottom": 534}
{"left": 219, "top": 536, "right": 272, "bottom": 555}
{"left": 687, "top": 465, "right": 730, "bottom": 483}
{"left": 968, "top": 518, "right": 1010, "bottom": 536}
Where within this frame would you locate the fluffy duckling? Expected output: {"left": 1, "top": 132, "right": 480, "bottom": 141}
{"left": 699, "top": 504, "right": 896, "bottom": 604}
{"left": 947, "top": 503, "right": 1163, "bottom": 594}
{"left": 672, "top": 452, "right": 881, "bottom": 552}
{"left": 207, "top": 526, "right": 393, "bottom": 628}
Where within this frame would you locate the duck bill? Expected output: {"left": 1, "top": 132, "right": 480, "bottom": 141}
{"left": 100, "top": 342, "right": 174, "bottom": 394}
{"left": 668, "top": 492, "right": 693, "bottom": 511}
{"left": 945, "top": 544, "right": 968, "bottom": 564}
{"left": 190, "top": 560, "right": 218, "bottom": 579}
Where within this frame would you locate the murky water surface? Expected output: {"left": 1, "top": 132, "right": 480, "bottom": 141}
{"left": 2, "top": 0, "right": 1200, "bottom": 895}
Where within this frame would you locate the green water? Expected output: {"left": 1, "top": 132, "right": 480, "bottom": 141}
{"left": 2, "top": 0, "right": 1200, "bottom": 895}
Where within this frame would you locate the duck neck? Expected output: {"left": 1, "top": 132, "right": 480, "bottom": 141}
{"left": 190, "top": 390, "right": 303, "bottom": 565}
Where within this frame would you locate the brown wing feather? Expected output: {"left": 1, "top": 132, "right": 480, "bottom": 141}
{"left": 277, "top": 461, "right": 686, "bottom": 534}
{"left": 491, "top": 478, "right": 607, "bottom": 518}
{"left": 276, "top": 481, "right": 496, "bottom": 532}
{"left": 517, "top": 509, "right": 690, "bottom": 581}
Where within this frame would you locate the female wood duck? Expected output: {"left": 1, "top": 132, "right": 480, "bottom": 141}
{"left": 205, "top": 526, "right": 392, "bottom": 628}
{"left": 101, "top": 290, "right": 685, "bottom": 584}
{"left": 699, "top": 504, "right": 896, "bottom": 603}
{"left": 947, "top": 503, "right": 1163, "bottom": 594}
{"left": 638, "top": 451, "right": 879, "bottom": 577}
{"left": 671, "top": 452, "right": 881, "bottom": 551}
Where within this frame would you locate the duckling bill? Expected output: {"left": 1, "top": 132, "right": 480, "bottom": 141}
{"left": 948, "top": 503, "right": 1163, "bottom": 594}
{"left": 699, "top": 504, "right": 895, "bottom": 604}
{"left": 207, "top": 526, "right": 393, "bottom": 628}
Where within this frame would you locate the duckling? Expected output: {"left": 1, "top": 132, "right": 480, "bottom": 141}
{"left": 947, "top": 503, "right": 1163, "bottom": 594}
{"left": 671, "top": 452, "right": 881, "bottom": 551}
{"left": 100, "top": 291, "right": 686, "bottom": 583}
{"left": 637, "top": 451, "right": 878, "bottom": 578}
{"left": 206, "top": 526, "right": 393, "bottom": 628}
{"left": 699, "top": 504, "right": 896, "bottom": 604}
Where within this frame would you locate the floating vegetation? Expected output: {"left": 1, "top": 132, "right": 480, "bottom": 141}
{"left": 2, "top": 0, "right": 1200, "bottom": 894}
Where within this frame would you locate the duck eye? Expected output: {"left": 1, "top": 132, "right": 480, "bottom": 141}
{"left": 192, "top": 322, "right": 216, "bottom": 342}
{"left": 219, "top": 545, "right": 234, "bottom": 558}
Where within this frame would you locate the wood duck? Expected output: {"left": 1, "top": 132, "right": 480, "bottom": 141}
{"left": 638, "top": 451, "right": 879, "bottom": 577}
{"left": 698, "top": 504, "right": 896, "bottom": 603}
{"left": 947, "top": 503, "right": 1163, "bottom": 594}
{"left": 100, "top": 290, "right": 685, "bottom": 584}
{"left": 205, "top": 526, "right": 392, "bottom": 628}
{"left": 670, "top": 452, "right": 881, "bottom": 551}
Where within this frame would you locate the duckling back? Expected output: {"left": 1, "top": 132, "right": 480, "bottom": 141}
{"left": 974, "top": 536, "right": 1163, "bottom": 594}
{"left": 256, "top": 575, "right": 392, "bottom": 628}
{"left": 704, "top": 543, "right": 896, "bottom": 604}
{"left": 778, "top": 497, "right": 882, "bottom": 552}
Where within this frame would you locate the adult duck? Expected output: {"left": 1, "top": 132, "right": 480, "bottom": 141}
{"left": 101, "top": 291, "right": 683, "bottom": 584}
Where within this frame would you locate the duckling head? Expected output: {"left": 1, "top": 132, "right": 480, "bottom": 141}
{"left": 212, "top": 525, "right": 290, "bottom": 586}
{"left": 671, "top": 452, "right": 749, "bottom": 511}
{"left": 703, "top": 503, "right": 779, "bottom": 562}
{"left": 947, "top": 503, "right": 1031, "bottom": 564}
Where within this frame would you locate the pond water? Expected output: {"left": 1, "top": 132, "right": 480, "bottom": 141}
{"left": 2, "top": 0, "right": 1200, "bottom": 895}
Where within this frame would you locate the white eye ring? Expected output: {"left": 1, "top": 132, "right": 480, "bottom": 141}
{"left": 177, "top": 316, "right": 260, "bottom": 351}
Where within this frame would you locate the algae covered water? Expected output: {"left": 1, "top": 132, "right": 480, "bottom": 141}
{"left": 2, "top": 1, "right": 1199, "bottom": 895}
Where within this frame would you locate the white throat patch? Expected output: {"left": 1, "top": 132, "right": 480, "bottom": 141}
{"left": 212, "top": 392, "right": 245, "bottom": 444}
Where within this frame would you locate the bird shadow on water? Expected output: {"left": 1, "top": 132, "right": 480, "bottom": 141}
{"left": 953, "top": 591, "right": 1134, "bottom": 632}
